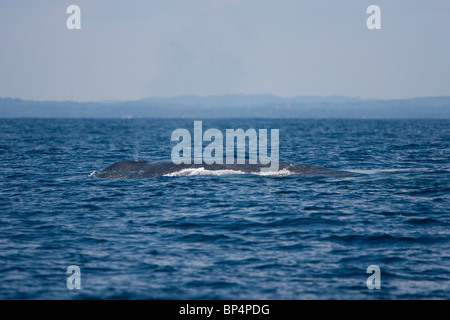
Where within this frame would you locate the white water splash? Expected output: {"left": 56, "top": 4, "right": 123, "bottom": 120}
{"left": 257, "top": 168, "right": 294, "bottom": 176}
{"left": 164, "top": 167, "right": 245, "bottom": 177}
{"left": 164, "top": 167, "right": 294, "bottom": 177}
{"left": 88, "top": 171, "right": 98, "bottom": 177}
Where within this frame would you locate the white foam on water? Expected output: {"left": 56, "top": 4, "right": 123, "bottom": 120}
{"left": 89, "top": 171, "right": 98, "bottom": 177}
{"left": 256, "top": 168, "right": 294, "bottom": 176}
{"left": 164, "top": 167, "right": 295, "bottom": 177}
{"left": 164, "top": 167, "right": 246, "bottom": 177}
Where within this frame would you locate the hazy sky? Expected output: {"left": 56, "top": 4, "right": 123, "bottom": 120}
{"left": 1, "top": 0, "right": 450, "bottom": 101}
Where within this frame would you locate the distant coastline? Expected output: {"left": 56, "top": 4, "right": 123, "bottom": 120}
{"left": 1, "top": 95, "right": 449, "bottom": 119}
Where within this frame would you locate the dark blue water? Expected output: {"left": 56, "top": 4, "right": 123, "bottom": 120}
{"left": 0, "top": 119, "right": 449, "bottom": 299}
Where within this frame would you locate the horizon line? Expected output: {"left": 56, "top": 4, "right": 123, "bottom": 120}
{"left": 2, "top": 94, "right": 450, "bottom": 104}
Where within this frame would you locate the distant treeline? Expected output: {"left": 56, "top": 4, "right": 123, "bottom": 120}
{"left": 0, "top": 95, "right": 449, "bottom": 119}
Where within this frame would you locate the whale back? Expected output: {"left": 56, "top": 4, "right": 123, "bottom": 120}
{"left": 95, "top": 160, "right": 149, "bottom": 179}
{"left": 94, "top": 160, "right": 353, "bottom": 179}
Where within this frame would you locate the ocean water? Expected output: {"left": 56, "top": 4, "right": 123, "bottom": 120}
{"left": 0, "top": 118, "right": 449, "bottom": 299}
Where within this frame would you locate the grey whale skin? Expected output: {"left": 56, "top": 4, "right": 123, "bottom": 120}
{"left": 94, "top": 160, "right": 353, "bottom": 179}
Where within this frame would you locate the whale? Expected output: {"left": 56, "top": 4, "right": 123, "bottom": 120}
{"left": 93, "top": 160, "right": 354, "bottom": 179}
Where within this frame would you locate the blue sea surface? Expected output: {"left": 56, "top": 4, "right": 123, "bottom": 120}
{"left": 0, "top": 118, "right": 449, "bottom": 299}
